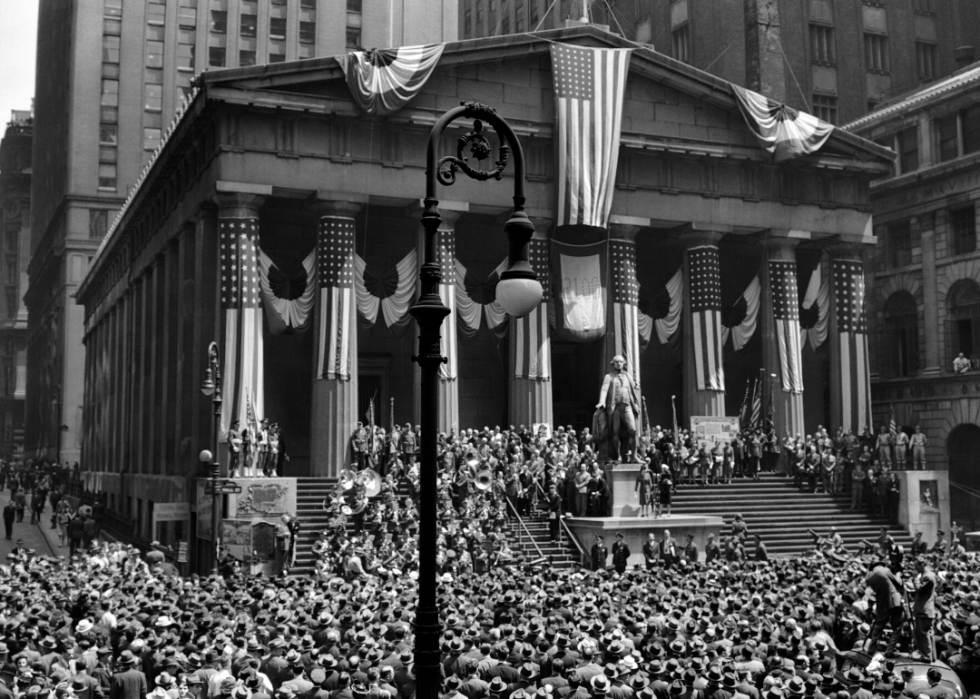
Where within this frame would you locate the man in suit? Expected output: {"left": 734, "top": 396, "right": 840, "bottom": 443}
{"left": 596, "top": 355, "right": 640, "bottom": 463}
{"left": 911, "top": 557, "right": 937, "bottom": 661}
{"left": 590, "top": 535, "right": 607, "bottom": 571}
{"left": 659, "top": 529, "right": 678, "bottom": 568}
{"left": 865, "top": 564, "right": 905, "bottom": 655}
{"left": 109, "top": 650, "right": 147, "bottom": 699}
{"left": 611, "top": 532, "right": 630, "bottom": 574}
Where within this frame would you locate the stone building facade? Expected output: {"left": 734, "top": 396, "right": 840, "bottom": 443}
{"left": 847, "top": 62, "right": 980, "bottom": 531}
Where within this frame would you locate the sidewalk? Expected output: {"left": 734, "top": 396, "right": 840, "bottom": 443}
{"left": 0, "top": 489, "right": 59, "bottom": 559}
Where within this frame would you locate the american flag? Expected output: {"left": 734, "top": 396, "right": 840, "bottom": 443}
{"left": 768, "top": 260, "right": 803, "bottom": 393}
{"left": 689, "top": 246, "right": 724, "bottom": 392}
{"left": 834, "top": 259, "right": 872, "bottom": 433}
{"left": 551, "top": 44, "right": 632, "bottom": 228}
{"left": 610, "top": 239, "right": 641, "bottom": 385}
{"left": 889, "top": 405, "right": 897, "bottom": 440}
{"left": 317, "top": 217, "right": 355, "bottom": 380}
{"left": 220, "top": 218, "right": 265, "bottom": 441}
{"left": 514, "top": 238, "right": 551, "bottom": 380}
{"left": 436, "top": 229, "right": 457, "bottom": 380}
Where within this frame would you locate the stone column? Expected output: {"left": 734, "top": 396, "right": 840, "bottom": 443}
{"left": 311, "top": 200, "right": 361, "bottom": 477}
{"left": 509, "top": 218, "right": 554, "bottom": 429}
{"left": 681, "top": 228, "right": 727, "bottom": 419}
{"left": 828, "top": 243, "right": 873, "bottom": 436}
{"left": 918, "top": 215, "right": 941, "bottom": 375}
{"left": 215, "top": 192, "right": 266, "bottom": 471}
{"left": 604, "top": 220, "right": 644, "bottom": 438}
{"left": 760, "top": 236, "right": 805, "bottom": 448}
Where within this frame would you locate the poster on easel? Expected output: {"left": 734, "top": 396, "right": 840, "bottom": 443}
{"left": 690, "top": 416, "right": 740, "bottom": 450}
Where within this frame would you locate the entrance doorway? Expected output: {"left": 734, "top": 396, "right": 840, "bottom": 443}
{"left": 948, "top": 423, "right": 980, "bottom": 532}
{"left": 552, "top": 340, "right": 602, "bottom": 430}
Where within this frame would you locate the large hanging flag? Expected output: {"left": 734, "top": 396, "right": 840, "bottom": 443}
{"left": 550, "top": 43, "right": 633, "bottom": 228}
{"left": 731, "top": 85, "right": 834, "bottom": 162}
{"left": 768, "top": 260, "right": 804, "bottom": 393}
{"left": 316, "top": 217, "right": 356, "bottom": 380}
{"left": 834, "top": 259, "right": 872, "bottom": 433}
{"left": 610, "top": 239, "right": 641, "bottom": 379}
{"left": 337, "top": 44, "right": 445, "bottom": 116}
{"left": 551, "top": 240, "right": 607, "bottom": 341}
{"left": 750, "top": 373, "right": 762, "bottom": 429}
{"left": 257, "top": 249, "right": 316, "bottom": 335}
{"left": 689, "top": 246, "right": 725, "bottom": 392}
{"left": 219, "top": 217, "right": 265, "bottom": 441}
{"left": 514, "top": 239, "right": 551, "bottom": 379}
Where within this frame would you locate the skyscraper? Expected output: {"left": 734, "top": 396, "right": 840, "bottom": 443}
{"left": 27, "top": 0, "right": 457, "bottom": 462}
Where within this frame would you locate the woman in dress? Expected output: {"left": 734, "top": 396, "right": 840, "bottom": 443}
{"left": 657, "top": 472, "right": 673, "bottom": 517}
{"left": 634, "top": 462, "right": 654, "bottom": 518}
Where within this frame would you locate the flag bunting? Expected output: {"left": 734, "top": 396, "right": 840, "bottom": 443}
{"left": 337, "top": 44, "right": 445, "bottom": 116}
{"left": 257, "top": 248, "right": 316, "bottom": 335}
{"left": 721, "top": 276, "right": 760, "bottom": 352}
{"left": 732, "top": 84, "right": 834, "bottom": 162}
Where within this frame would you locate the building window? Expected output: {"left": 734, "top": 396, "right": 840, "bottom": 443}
{"left": 210, "top": 10, "right": 227, "bottom": 33}
{"left": 672, "top": 23, "right": 690, "bottom": 63}
{"left": 962, "top": 105, "right": 980, "bottom": 155}
{"left": 269, "top": 40, "right": 286, "bottom": 62}
{"left": 177, "top": 42, "right": 195, "bottom": 70}
{"left": 809, "top": 24, "right": 835, "bottom": 64}
{"left": 346, "top": 26, "right": 361, "bottom": 49}
{"left": 301, "top": 0, "right": 317, "bottom": 7}
{"left": 89, "top": 210, "right": 108, "bottom": 240}
{"left": 178, "top": 5, "right": 197, "bottom": 28}
{"left": 146, "top": 40, "right": 165, "bottom": 68}
{"left": 887, "top": 220, "right": 912, "bottom": 268}
{"left": 864, "top": 33, "right": 889, "bottom": 73}
{"left": 950, "top": 206, "right": 977, "bottom": 256}
{"left": 948, "top": 280, "right": 980, "bottom": 370}
{"left": 913, "top": 0, "right": 933, "bottom": 13}
{"left": 812, "top": 94, "right": 837, "bottom": 124}
{"left": 209, "top": 46, "right": 226, "bottom": 67}
{"left": 100, "top": 79, "right": 119, "bottom": 107}
{"left": 98, "top": 163, "right": 117, "bottom": 190}
{"left": 143, "top": 127, "right": 162, "bottom": 150}
{"left": 99, "top": 122, "right": 118, "bottom": 144}
{"left": 147, "top": 2, "right": 166, "bottom": 24}
{"left": 105, "top": 0, "right": 123, "bottom": 16}
{"left": 530, "top": 1, "right": 539, "bottom": 28}
{"left": 144, "top": 84, "right": 162, "bottom": 111}
{"left": 240, "top": 50, "right": 256, "bottom": 66}
{"left": 5, "top": 292, "right": 15, "bottom": 319}
{"left": 103, "top": 35, "right": 121, "bottom": 63}
{"left": 897, "top": 126, "right": 918, "bottom": 173}
{"left": 300, "top": 21, "right": 316, "bottom": 43}
{"left": 916, "top": 42, "right": 937, "bottom": 82}
{"left": 100, "top": 107, "right": 118, "bottom": 123}
{"left": 103, "top": 17, "right": 122, "bottom": 35}
{"left": 935, "top": 113, "right": 959, "bottom": 162}
{"left": 270, "top": 17, "right": 287, "bottom": 39}
{"left": 102, "top": 63, "right": 120, "bottom": 79}
{"left": 240, "top": 14, "right": 257, "bottom": 37}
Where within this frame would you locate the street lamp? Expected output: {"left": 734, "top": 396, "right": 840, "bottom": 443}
{"left": 51, "top": 385, "right": 61, "bottom": 466}
{"left": 410, "top": 102, "right": 542, "bottom": 699}
{"left": 200, "top": 341, "right": 222, "bottom": 574}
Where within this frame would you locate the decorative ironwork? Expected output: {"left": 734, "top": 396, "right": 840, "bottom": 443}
{"left": 436, "top": 103, "right": 510, "bottom": 186}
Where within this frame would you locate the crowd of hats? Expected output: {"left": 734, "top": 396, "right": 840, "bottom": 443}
{"left": 1, "top": 541, "right": 978, "bottom": 699}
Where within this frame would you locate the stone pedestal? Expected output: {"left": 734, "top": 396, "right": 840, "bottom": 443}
{"left": 896, "top": 470, "right": 949, "bottom": 547}
{"left": 603, "top": 462, "right": 643, "bottom": 517}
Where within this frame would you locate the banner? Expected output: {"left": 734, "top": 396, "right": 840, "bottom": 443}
{"left": 610, "top": 240, "right": 641, "bottom": 378}
{"left": 689, "top": 245, "right": 725, "bottom": 392}
{"left": 690, "top": 416, "right": 740, "bottom": 450}
{"left": 316, "top": 216, "right": 355, "bottom": 381}
{"left": 551, "top": 240, "right": 607, "bottom": 342}
{"left": 258, "top": 249, "right": 316, "bottom": 335}
{"left": 834, "top": 259, "right": 872, "bottom": 434}
{"left": 768, "top": 260, "right": 803, "bottom": 393}
{"left": 337, "top": 44, "right": 445, "bottom": 116}
{"left": 219, "top": 217, "right": 265, "bottom": 441}
{"left": 732, "top": 84, "right": 834, "bottom": 162}
{"left": 551, "top": 44, "right": 632, "bottom": 228}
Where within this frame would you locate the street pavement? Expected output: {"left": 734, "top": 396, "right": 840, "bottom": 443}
{"left": 0, "top": 488, "right": 59, "bottom": 559}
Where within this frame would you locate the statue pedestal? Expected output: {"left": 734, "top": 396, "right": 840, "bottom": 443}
{"left": 565, "top": 515, "right": 724, "bottom": 567}
{"left": 896, "top": 470, "right": 949, "bottom": 548}
{"left": 603, "top": 461, "right": 642, "bottom": 517}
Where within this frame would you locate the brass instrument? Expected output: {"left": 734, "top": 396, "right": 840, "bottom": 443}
{"left": 356, "top": 468, "right": 382, "bottom": 497}
{"left": 339, "top": 469, "right": 356, "bottom": 491}
{"left": 341, "top": 505, "right": 353, "bottom": 516}
{"left": 474, "top": 469, "right": 493, "bottom": 491}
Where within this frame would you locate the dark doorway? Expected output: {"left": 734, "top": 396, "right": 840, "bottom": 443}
{"left": 948, "top": 423, "right": 980, "bottom": 532}
{"left": 552, "top": 340, "right": 603, "bottom": 430}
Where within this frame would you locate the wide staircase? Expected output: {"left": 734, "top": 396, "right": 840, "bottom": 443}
{"left": 292, "top": 477, "right": 339, "bottom": 574}
{"left": 670, "top": 473, "right": 913, "bottom": 557}
{"left": 503, "top": 498, "right": 581, "bottom": 569}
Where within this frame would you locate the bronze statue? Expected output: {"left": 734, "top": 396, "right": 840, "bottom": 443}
{"left": 596, "top": 355, "right": 640, "bottom": 462}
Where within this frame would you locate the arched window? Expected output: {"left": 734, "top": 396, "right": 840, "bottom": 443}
{"left": 883, "top": 291, "right": 918, "bottom": 377}
{"left": 947, "top": 279, "right": 980, "bottom": 371}
{"left": 948, "top": 424, "right": 980, "bottom": 532}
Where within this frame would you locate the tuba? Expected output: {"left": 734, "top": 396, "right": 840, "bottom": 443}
{"left": 339, "top": 469, "right": 356, "bottom": 491}
{"left": 475, "top": 470, "right": 493, "bottom": 491}
{"left": 356, "top": 468, "right": 382, "bottom": 497}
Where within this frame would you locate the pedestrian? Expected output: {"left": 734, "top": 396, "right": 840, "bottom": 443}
{"left": 56, "top": 501, "right": 73, "bottom": 546}
{"left": 68, "top": 513, "right": 85, "bottom": 557}
{"left": 2, "top": 501, "right": 14, "bottom": 540}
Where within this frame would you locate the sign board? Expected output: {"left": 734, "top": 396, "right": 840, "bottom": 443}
{"left": 176, "top": 541, "right": 188, "bottom": 563}
{"left": 152, "top": 502, "right": 190, "bottom": 525}
{"left": 206, "top": 480, "right": 243, "bottom": 495}
{"left": 690, "top": 416, "right": 740, "bottom": 450}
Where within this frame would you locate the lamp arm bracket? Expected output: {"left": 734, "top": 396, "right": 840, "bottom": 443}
{"left": 435, "top": 103, "right": 510, "bottom": 187}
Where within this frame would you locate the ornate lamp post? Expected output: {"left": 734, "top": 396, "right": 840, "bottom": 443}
{"left": 200, "top": 341, "right": 222, "bottom": 574}
{"left": 410, "top": 102, "right": 542, "bottom": 699}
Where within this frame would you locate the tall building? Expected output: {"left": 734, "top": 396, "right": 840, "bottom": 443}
{"left": 846, "top": 62, "right": 980, "bottom": 531}
{"left": 461, "top": 0, "right": 980, "bottom": 125}
{"left": 0, "top": 111, "right": 33, "bottom": 459}
{"left": 27, "top": 0, "right": 457, "bottom": 463}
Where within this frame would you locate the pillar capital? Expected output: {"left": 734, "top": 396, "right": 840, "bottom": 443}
{"left": 529, "top": 217, "right": 553, "bottom": 239}
{"left": 438, "top": 209, "right": 463, "bottom": 230}
{"left": 678, "top": 223, "right": 731, "bottom": 248}
{"left": 213, "top": 192, "right": 266, "bottom": 218}
{"left": 826, "top": 241, "right": 868, "bottom": 262}
{"left": 311, "top": 200, "right": 363, "bottom": 219}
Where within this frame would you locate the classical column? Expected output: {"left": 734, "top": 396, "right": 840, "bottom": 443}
{"left": 760, "top": 236, "right": 805, "bottom": 447}
{"left": 215, "top": 191, "right": 266, "bottom": 468}
{"left": 828, "top": 243, "right": 873, "bottom": 435}
{"left": 918, "top": 216, "right": 941, "bottom": 375}
{"left": 311, "top": 200, "right": 361, "bottom": 477}
{"left": 605, "top": 220, "right": 644, "bottom": 425}
{"left": 681, "top": 228, "right": 727, "bottom": 418}
{"left": 509, "top": 219, "right": 554, "bottom": 429}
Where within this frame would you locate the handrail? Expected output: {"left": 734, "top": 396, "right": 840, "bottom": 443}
{"left": 503, "top": 495, "right": 548, "bottom": 562}
{"left": 533, "top": 481, "right": 591, "bottom": 569}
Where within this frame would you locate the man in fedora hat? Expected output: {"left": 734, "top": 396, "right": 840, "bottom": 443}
{"left": 109, "top": 651, "right": 147, "bottom": 699}
{"left": 590, "top": 536, "right": 607, "bottom": 572}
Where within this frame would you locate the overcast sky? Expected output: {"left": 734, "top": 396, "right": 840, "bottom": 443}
{"left": 0, "top": 3, "right": 39, "bottom": 126}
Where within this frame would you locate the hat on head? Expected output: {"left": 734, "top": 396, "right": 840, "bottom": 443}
{"left": 591, "top": 676, "right": 610, "bottom": 694}
{"left": 786, "top": 677, "right": 806, "bottom": 696}
{"left": 489, "top": 678, "right": 507, "bottom": 695}
{"left": 117, "top": 651, "right": 138, "bottom": 666}
{"left": 76, "top": 619, "right": 94, "bottom": 634}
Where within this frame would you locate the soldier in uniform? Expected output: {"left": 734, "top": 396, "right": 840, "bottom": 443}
{"left": 611, "top": 532, "right": 630, "bottom": 574}
{"left": 401, "top": 424, "right": 417, "bottom": 467}
{"left": 228, "top": 421, "right": 242, "bottom": 477}
{"left": 590, "top": 535, "right": 607, "bottom": 571}
{"left": 352, "top": 422, "right": 368, "bottom": 470}
{"left": 910, "top": 426, "right": 927, "bottom": 470}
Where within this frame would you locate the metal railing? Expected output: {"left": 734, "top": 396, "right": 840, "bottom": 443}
{"left": 503, "top": 495, "right": 548, "bottom": 564}
{"left": 533, "top": 481, "right": 591, "bottom": 569}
